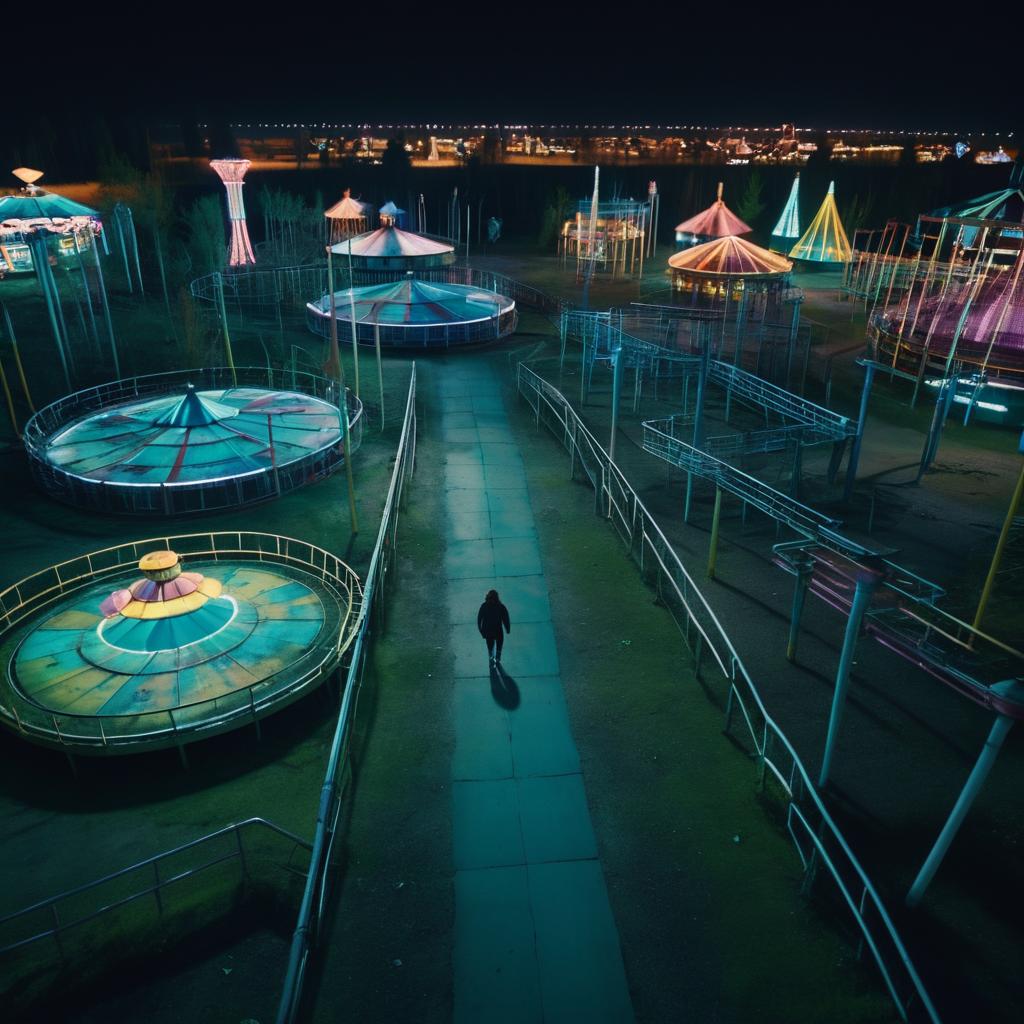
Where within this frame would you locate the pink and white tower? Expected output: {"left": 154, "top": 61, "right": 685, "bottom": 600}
{"left": 210, "top": 158, "right": 256, "bottom": 266}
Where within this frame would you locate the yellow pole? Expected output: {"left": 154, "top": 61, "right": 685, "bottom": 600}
{"left": 374, "top": 322, "right": 384, "bottom": 432}
{"left": 707, "top": 486, "right": 723, "bottom": 579}
{"left": 972, "top": 462, "right": 1024, "bottom": 632}
{"left": 0, "top": 356, "right": 18, "bottom": 437}
{"left": 2, "top": 305, "right": 34, "bottom": 412}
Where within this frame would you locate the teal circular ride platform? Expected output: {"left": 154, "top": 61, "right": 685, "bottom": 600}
{"left": 0, "top": 534, "right": 361, "bottom": 755}
{"left": 24, "top": 367, "right": 363, "bottom": 516}
{"left": 306, "top": 278, "right": 517, "bottom": 349}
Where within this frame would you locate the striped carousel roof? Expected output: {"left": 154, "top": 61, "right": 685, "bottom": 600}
{"left": 668, "top": 235, "right": 792, "bottom": 278}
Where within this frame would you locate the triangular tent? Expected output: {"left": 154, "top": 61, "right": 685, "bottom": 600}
{"left": 789, "top": 181, "right": 851, "bottom": 264}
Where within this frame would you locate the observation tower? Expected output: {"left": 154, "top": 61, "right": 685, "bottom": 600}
{"left": 211, "top": 158, "right": 256, "bottom": 267}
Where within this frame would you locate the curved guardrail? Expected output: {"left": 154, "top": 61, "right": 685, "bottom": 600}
{"left": 23, "top": 367, "right": 363, "bottom": 516}
{"left": 275, "top": 364, "right": 417, "bottom": 1024}
{"left": 190, "top": 264, "right": 566, "bottom": 322}
{"left": 0, "top": 532, "right": 362, "bottom": 755}
{"left": 516, "top": 362, "right": 940, "bottom": 1024}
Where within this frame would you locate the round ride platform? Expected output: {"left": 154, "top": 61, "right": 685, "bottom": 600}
{"left": 24, "top": 368, "right": 362, "bottom": 515}
{"left": 0, "top": 536, "right": 361, "bottom": 755}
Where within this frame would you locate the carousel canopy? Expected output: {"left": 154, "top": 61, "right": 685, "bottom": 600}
{"left": 668, "top": 235, "right": 793, "bottom": 278}
{"left": 313, "top": 278, "right": 514, "bottom": 326}
{"left": 325, "top": 189, "right": 372, "bottom": 221}
{"left": 329, "top": 225, "right": 454, "bottom": 259}
{"left": 0, "top": 190, "right": 100, "bottom": 224}
{"left": 675, "top": 182, "right": 752, "bottom": 238}
{"left": 927, "top": 187, "right": 1024, "bottom": 225}
{"left": 41, "top": 384, "right": 344, "bottom": 487}
{"left": 379, "top": 200, "right": 405, "bottom": 217}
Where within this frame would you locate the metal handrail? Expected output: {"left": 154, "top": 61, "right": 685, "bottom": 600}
{"left": 0, "top": 533, "right": 362, "bottom": 753}
{"left": 0, "top": 817, "right": 311, "bottom": 958}
{"left": 276, "top": 364, "right": 418, "bottom": 1024}
{"left": 516, "top": 362, "right": 940, "bottom": 1024}
{"left": 21, "top": 367, "right": 364, "bottom": 517}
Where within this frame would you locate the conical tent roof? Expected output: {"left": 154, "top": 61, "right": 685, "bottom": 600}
{"left": 324, "top": 189, "right": 372, "bottom": 221}
{"left": 789, "top": 182, "right": 851, "bottom": 264}
{"left": 772, "top": 173, "right": 801, "bottom": 240}
{"left": 668, "top": 235, "right": 792, "bottom": 278}
{"left": 675, "top": 182, "right": 752, "bottom": 237}
{"left": 329, "top": 225, "right": 453, "bottom": 259}
{"left": 317, "top": 279, "right": 514, "bottom": 326}
{"left": 42, "top": 386, "right": 344, "bottom": 486}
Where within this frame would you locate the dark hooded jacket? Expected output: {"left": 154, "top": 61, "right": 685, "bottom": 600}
{"left": 477, "top": 599, "right": 510, "bottom": 639}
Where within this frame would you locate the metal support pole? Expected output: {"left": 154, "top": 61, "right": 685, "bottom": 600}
{"left": 92, "top": 233, "right": 119, "bottom": 379}
{"left": 843, "top": 361, "right": 875, "bottom": 502}
{"left": 347, "top": 238, "right": 360, "bottom": 398}
{"left": 374, "top": 323, "right": 384, "bottom": 432}
{"left": 609, "top": 348, "right": 623, "bottom": 463}
{"left": 0, "top": 356, "right": 18, "bottom": 437}
{"left": 906, "top": 681, "right": 1023, "bottom": 907}
{"left": 818, "top": 571, "right": 880, "bottom": 788}
{"left": 684, "top": 472, "right": 694, "bottom": 524}
{"left": 916, "top": 373, "right": 958, "bottom": 482}
{"left": 216, "top": 273, "right": 236, "bottom": 386}
{"left": 827, "top": 438, "right": 847, "bottom": 485}
{"left": 707, "top": 486, "right": 723, "bottom": 579}
{"left": 2, "top": 305, "right": 34, "bottom": 412}
{"left": 972, "top": 462, "right": 1024, "bottom": 632}
{"left": 692, "top": 342, "right": 709, "bottom": 449}
{"left": 786, "top": 561, "right": 813, "bottom": 662}
{"left": 31, "top": 237, "right": 71, "bottom": 391}
{"left": 791, "top": 440, "right": 803, "bottom": 500}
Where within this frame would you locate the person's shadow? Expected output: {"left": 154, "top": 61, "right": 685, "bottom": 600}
{"left": 489, "top": 664, "right": 520, "bottom": 710}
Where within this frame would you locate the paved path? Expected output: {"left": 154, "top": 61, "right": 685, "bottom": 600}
{"left": 439, "top": 361, "right": 633, "bottom": 1024}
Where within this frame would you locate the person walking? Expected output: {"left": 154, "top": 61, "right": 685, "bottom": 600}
{"left": 477, "top": 589, "right": 511, "bottom": 666}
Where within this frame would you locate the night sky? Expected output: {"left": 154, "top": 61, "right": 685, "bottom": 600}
{"left": 11, "top": 3, "right": 1021, "bottom": 132}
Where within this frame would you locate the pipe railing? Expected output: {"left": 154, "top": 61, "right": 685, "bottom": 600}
{"left": 515, "top": 361, "right": 940, "bottom": 1024}
{"left": 275, "top": 364, "right": 418, "bottom": 1024}
{"left": 0, "top": 818, "right": 311, "bottom": 962}
{"left": 22, "top": 367, "right": 364, "bottom": 517}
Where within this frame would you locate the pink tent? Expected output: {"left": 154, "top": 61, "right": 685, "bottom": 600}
{"left": 675, "top": 182, "right": 752, "bottom": 239}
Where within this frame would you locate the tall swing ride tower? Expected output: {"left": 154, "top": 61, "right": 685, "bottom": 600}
{"left": 210, "top": 158, "right": 256, "bottom": 267}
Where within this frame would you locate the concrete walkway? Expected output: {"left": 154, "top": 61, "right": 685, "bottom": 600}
{"left": 439, "top": 362, "right": 633, "bottom": 1024}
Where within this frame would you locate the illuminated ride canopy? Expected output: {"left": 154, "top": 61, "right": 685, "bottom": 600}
{"left": 674, "top": 182, "right": 752, "bottom": 248}
{"left": 324, "top": 188, "right": 372, "bottom": 242}
{"left": 329, "top": 221, "right": 455, "bottom": 271}
{"left": 0, "top": 186, "right": 104, "bottom": 274}
{"left": 668, "top": 235, "right": 793, "bottom": 301}
{"left": 789, "top": 181, "right": 852, "bottom": 265}
{"left": 25, "top": 373, "right": 361, "bottom": 515}
{"left": 307, "top": 277, "right": 517, "bottom": 348}
{"left": 0, "top": 543, "right": 358, "bottom": 754}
